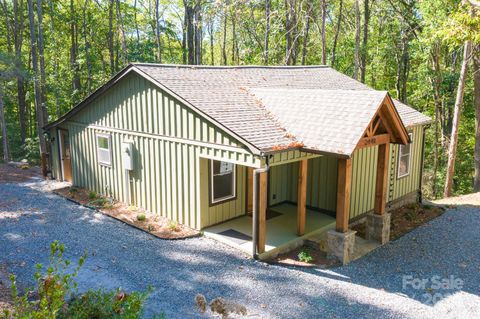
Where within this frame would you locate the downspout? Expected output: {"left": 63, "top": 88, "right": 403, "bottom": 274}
{"left": 418, "top": 125, "right": 428, "bottom": 203}
{"left": 252, "top": 155, "right": 270, "bottom": 259}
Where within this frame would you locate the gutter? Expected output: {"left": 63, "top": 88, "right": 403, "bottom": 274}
{"left": 252, "top": 155, "right": 270, "bottom": 259}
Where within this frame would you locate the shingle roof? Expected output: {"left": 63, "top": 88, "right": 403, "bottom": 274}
{"left": 249, "top": 88, "right": 389, "bottom": 156}
{"left": 134, "top": 64, "right": 431, "bottom": 156}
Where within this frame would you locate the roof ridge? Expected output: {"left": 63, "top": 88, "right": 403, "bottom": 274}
{"left": 131, "top": 62, "right": 329, "bottom": 69}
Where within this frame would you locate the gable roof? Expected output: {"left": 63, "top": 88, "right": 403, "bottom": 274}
{"left": 45, "top": 63, "right": 431, "bottom": 157}
{"left": 249, "top": 88, "right": 410, "bottom": 156}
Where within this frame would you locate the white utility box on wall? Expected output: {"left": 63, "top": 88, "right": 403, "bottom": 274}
{"left": 121, "top": 141, "right": 134, "bottom": 171}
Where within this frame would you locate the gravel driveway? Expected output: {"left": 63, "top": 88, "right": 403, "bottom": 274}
{"left": 1, "top": 181, "right": 479, "bottom": 318}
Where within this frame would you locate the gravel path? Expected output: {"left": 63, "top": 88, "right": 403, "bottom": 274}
{"left": 1, "top": 182, "right": 479, "bottom": 318}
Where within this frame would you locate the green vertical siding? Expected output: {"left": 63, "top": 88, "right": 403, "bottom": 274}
{"left": 269, "top": 156, "right": 338, "bottom": 212}
{"left": 52, "top": 72, "right": 261, "bottom": 230}
{"left": 388, "top": 125, "right": 424, "bottom": 201}
{"left": 347, "top": 125, "right": 424, "bottom": 219}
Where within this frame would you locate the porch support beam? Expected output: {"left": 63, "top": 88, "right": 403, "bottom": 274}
{"left": 374, "top": 142, "right": 390, "bottom": 215}
{"left": 297, "top": 159, "right": 308, "bottom": 236}
{"left": 257, "top": 171, "right": 268, "bottom": 254}
{"left": 336, "top": 158, "right": 352, "bottom": 232}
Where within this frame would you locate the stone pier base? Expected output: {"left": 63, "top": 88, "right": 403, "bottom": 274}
{"left": 327, "top": 229, "right": 357, "bottom": 265}
{"left": 366, "top": 213, "right": 391, "bottom": 244}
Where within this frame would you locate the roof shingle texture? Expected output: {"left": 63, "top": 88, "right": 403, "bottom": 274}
{"left": 134, "top": 64, "right": 431, "bottom": 156}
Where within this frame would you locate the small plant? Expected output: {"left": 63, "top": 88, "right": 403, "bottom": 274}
{"left": 68, "top": 187, "right": 78, "bottom": 194}
{"left": 136, "top": 213, "right": 146, "bottom": 222}
{"left": 88, "top": 191, "right": 97, "bottom": 200}
{"left": 168, "top": 220, "right": 178, "bottom": 232}
{"left": 147, "top": 224, "right": 155, "bottom": 232}
{"left": 127, "top": 205, "right": 138, "bottom": 211}
{"left": 297, "top": 249, "right": 314, "bottom": 263}
{"left": 88, "top": 198, "right": 112, "bottom": 209}
{"left": 405, "top": 210, "right": 418, "bottom": 221}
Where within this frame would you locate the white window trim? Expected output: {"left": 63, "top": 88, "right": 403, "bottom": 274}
{"left": 210, "top": 160, "right": 236, "bottom": 204}
{"left": 96, "top": 133, "right": 112, "bottom": 166}
{"left": 397, "top": 132, "right": 413, "bottom": 179}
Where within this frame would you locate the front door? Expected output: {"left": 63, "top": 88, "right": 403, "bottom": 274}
{"left": 59, "top": 129, "right": 72, "bottom": 182}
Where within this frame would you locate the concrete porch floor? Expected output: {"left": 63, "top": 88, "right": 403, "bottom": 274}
{"left": 203, "top": 203, "right": 336, "bottom": 259}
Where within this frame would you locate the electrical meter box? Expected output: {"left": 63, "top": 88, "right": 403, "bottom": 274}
{"left": 121, "top": 142, "right": 133, "bottom": 171}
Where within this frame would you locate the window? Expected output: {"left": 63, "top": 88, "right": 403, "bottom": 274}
{"left": 398, "top": 133, "right": 413, "bottom": 178}
{"left": 210, "top": 160, "right": 236, "bottom": 204}
{"left": 96, "top": 133, "right": 112, "bottom": 165}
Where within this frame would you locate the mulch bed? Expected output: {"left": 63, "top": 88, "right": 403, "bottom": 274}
{"left": 351, "top": 203, "right": 445, "bottom": 241}
{"left": 0, "top": 164, "right": 42, "bottom": 183}
{"left": 54, "top": 186, "right": 200, "bottom": 240}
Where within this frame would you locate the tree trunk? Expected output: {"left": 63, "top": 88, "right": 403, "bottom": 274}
{"left": 284, "top": 0, "right": 291, "bottom": 65}
{"left": 71, "top": 0, "right": 81, "bottom": 89}
{"left": 208, "top": 19, "right": 214, "bottom": 65}
{"left": 184, "top": 0, "right": 195, "bottom": 64}
{"left": 231, "top": 8, "right": 238, "bottom": 64}
{"left": 473, "top": 50, "right": 480, "bottom": 191}
{"left": 14, "top": 0, "right": 27, "bottom": 142}
{"left": 264, "top": 0, "right": 271, "bottom": 65}
{"left": 331, "top": 0, "right": 343, "bottom": 68}
{"left": 222, "top": 7, "right": 227, "bottom": 65}
{"left": 116, "top": 0, "right": 128, "bottom": 64}
{"left": 429, "top": 42, "right": 443, "bottom": 197}
{"left": 320, "top": 0, "right": 327, "bottom": 65}
{"left": 444, "top": 41, "right": 472, "bottom": 197}
{"left": 0, "top": 88, "right": 9, "bottom": 162}
{"left": 82, "top": 0, "right": 92, "bottom": 91}
{"left": 134, "top": 0, "right": 140, "bottom": 45}
{"left": 353, "top": 0, "right": 361, "bottom": 79}
{"left": 194, "top": 1, "right": 202, "bottom": 65}
{"left": 301, "top": 1, "right": 311, "bottom": 65}
{"left": 36, "top": 0, "right": 48, "bottom": 123}
{"left": 155, "top": 0, "right": 161, "bottom": 63}
{"left": 107, "top": 0, "right": 115, "bottom": 74}
{"left": 28, "top": 0, "right": 47, "bottom": 154}
{"left": 395, "top": 28, "right": 409, "bottom": 103}
{"left": 182, "top": 7, "right": 187, "bottom": 64}
{"left": 360, "top": 0, "right": 369, "bottom": 83}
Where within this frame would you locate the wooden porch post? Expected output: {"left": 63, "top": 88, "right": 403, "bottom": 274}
{"left": 336, "top": 158, "right": 352, "bottom": 232}
{"left": 257, "top": 171, "right": 268, "bottom": 254}
{"left": 297, "top": 159, "right": 308, "bottom": 235}
{"left": 374, "top": 143, "right": 389, "bottom": 215}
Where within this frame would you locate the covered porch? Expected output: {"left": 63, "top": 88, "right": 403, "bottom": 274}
{"left": 204, "top": 203, "right": 336, "bottom": 258}
{"left": 202, "top": 93, "right": 411, "bottom": 263}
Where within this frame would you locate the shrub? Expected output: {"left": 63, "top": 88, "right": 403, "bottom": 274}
{"left": 136, "top": 213, "right": 146, "bottom": 222}
{"left": 88, "top": 191, "right": 97, "bottom": 200}
{"left": 4, "top": 240, "right": 86, "bottom": 319}
{"left": 3, "top": 241, "right": 159, "bottom": 319}
{"left": 20, "top": 137, "right": 40, "bottom": 165}
{"left": 57, "top": 288, "right": 153, "bottom": 319}
{"left": 297, "top": 249, "right": 314, "bottom": 263}
{"left": 168, "top": 220, "right": 178, "bottom": 232}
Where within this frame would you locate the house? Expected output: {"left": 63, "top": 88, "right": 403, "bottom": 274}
{"left": 44, "top": 64, "right": 431, "bottom": 263}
